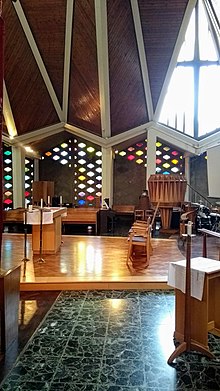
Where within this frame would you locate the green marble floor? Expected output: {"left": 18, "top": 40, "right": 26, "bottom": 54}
{"left": 0, "top": 290, "right": 220, "bottom": 390}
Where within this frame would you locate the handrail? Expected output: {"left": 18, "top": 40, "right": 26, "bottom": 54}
{"left": 187, "top": 183, "right": 213, "bottom": 208}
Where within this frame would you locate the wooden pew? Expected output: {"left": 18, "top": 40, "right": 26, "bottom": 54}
{"left": 112, "top": 205, "right": 135, "bottom": 216}
{"left": 3, "top": 208, "right": 99, "bottom": 234}
{"left": 3, "top": 208, "right": 25, "bottom": 223}
{"left": 61, "top": 207, "right": 99, "bottom": 234}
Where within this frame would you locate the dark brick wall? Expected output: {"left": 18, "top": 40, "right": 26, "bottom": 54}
{"left": 190, "top": 154, "right": 208, "bottom": 202}
{"left": 113, "top": 156, "right": 146, "bottom": 206}
{"left": 39, "top": 159, "right": 73, "bottom": 205}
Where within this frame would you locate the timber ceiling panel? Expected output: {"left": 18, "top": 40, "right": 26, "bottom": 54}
{"left": 28, "top": 130, "right": 70, "bottom": 154}
{"left": 21, "top": 0, "right": 66, "bottom": 106}
{"left": 138, "top": 0, "right": 188, "bottom": 111}
{"left": 3, "top": 0, "right": 214, "bottom": 153}
{"left": 108, "top": 0, "right": 148, "bottom": 136}
{"left": 3, "top": 0, "right": 59, "bottom": 135}
{"left": 68, "top": 0, "right": 101, "bottom": 136}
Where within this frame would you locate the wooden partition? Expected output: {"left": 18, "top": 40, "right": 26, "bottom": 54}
{"left": 0, "top": 265, "right": 21, "bottom": 351}
{"left": 32, "top": 181, "right": 54, "bottom": 205}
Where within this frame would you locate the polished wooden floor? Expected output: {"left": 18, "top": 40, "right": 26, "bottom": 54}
{"left": 1, "top": 232, "right": 219, "bottom": 291}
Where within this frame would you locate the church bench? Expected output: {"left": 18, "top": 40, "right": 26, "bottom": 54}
{"left": 61, "top": 207, "right": 99, "bottom": 234}
{"left": 3, "top": 208, "right": 25, "bottom": 223}
{"left": 112, "top": 205, "right": 135, "bottom": 216}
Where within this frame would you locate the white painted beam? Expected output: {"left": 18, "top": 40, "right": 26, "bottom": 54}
{"left": 63, "top": 0, "right": 74, "bottom": 119}
{"left": 3, "top": 81, "right": 17, "bottom": 138}
{"left": 95, "top": 0, "right": 111, "bottom": 139}
{"left": 131, "top": 0, "right": 154, "bottom": 120}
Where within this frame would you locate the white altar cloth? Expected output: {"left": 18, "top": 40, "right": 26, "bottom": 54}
{"left": 168, "top": 257, "right": 220, "bottom": 301}
{"left": 25, "top": 207, "right": 66, "bottom": 225}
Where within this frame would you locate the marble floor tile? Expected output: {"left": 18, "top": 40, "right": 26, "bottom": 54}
{"left": 1, "top": 290, "right": 220, "bottom": 391}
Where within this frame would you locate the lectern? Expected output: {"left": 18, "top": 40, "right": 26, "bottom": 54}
{"left": 168, "top": 256, "right": 220, "bottom": 360}
{"left": 26, "top": 207, "right": 66, "bottom": 254}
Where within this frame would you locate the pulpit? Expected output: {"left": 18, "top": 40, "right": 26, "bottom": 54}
{"left": 148, "top": 174, "right": 187, "bottom": 230}
{"left": 26, "top": 207, "right": 66, "bottom": 254}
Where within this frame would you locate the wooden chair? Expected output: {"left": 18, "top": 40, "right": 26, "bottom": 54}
{"left": 134, "top": 209, "right": 145, "bottom": 221}
{"left": 127, "top": 217, "right": 152, "bottom": 268}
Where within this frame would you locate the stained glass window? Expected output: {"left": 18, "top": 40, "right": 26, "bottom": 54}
{"left": 156, "top": 140, "right": 184, "bottom": 175}
{"left": 43, "top": 137, "right": 102, "bottom": 207}
{"left": 25, "top": 158, "right": 34, "bottom": 206}
{"left": 3, "top": 143, "right": 13, "bottom": 209}
{"left": 115, "top": 141, "right": 147, "bottom": 166}
{"left": 114, "top": 139, "right": 184, "bottom": 175}
{"left": 73, "top": 139, "right": 102, "bottom": 206}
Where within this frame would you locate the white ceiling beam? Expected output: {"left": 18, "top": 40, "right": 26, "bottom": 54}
{"left": 105, "top": 123, "right": 150, "bottom": 148}
{"left": 12, "top": 122, "right": 65, "bottom": 144}
{"left": 198, "top": 131, "right": 220, "bottom": 154}
{"left": 131, "top": 0, "right": 154, "bottom": 120}
{"left": 94, "top": 0, "right": 111, "bottom": 139}
{"left": 62, "top": 0, "right": 74, "bottom": 120}
{"left": 65, "top": 123, "right": 106, "bottom": 147}
{"left": 154, "top": 0, "right": 197, "bottom": 121}
{"left": 12, "top": 1, "right": 63, "bottom": 121}
{"left": 150, "top": 122, "right": 199, "bottom": 155}
{"left": 3, "top": 81, "right": 17, "bottom": 138}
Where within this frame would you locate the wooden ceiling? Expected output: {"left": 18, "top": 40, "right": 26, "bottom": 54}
{"left": 2, "top": 0, "right": 189, "bottom": 154}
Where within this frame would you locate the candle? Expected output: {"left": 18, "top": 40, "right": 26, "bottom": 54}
{"left": 25, "top": 198, "right": 28, "bottom": 209}
{"left": 40, "top": 198, "right": 43, "bottom": 208}
{"left": 187, "top": 221, "right": 192, "bottom": 236}
{"left": 28, "top": 204, "right": 33, "bottom": 212}
{"left": 60, "top": 195, "right": 62, "bottom": 206}
{"left": 48, "top": 195, "right": 50, "bottom": 206}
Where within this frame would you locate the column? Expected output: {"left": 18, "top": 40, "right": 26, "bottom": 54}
{"left": 146, "top": 130, "right": 156, "bottom": 187}
{"left": 101, "top": 146, "right": 113, "bottom": 207}
{"left": 12, "top": 146, "right": 25, "bottom": 208}
{"left": 34, "top": 158, "right": 39, "bottom": 181}
{"left": 184, "top": 153, "right": 190, "bottom": 201}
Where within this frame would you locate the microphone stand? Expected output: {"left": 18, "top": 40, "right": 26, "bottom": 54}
{"left": 38, "top": 206, "right": 45, "bottom": 263}
{"left": 22, "top": 207, "right": 30, "bottom": 277}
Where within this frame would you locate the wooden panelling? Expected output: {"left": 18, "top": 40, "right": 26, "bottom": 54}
{"left": 108, "top": 0, "right": 148, "bottom": 136}
{"left": 138, "top": 0, "right": 188, "bottom": 111}
{"left": 68, "top": 0, "right": 101, "bottom": 135}
{"left": 21, "top": 0, "right": 66, "bottom": 107}
{"left": 1, "top": 0, "right": 194, "bottom": 148}
{"left": 3, "top": 0, "right": 59, "bottom": 135}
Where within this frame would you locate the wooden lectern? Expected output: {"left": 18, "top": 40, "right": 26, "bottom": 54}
{"left": 168, "top": 254, "right": 220, "bottom": 363}
{"left": 26, "top": 208, "right": 66, "bottom": 254}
